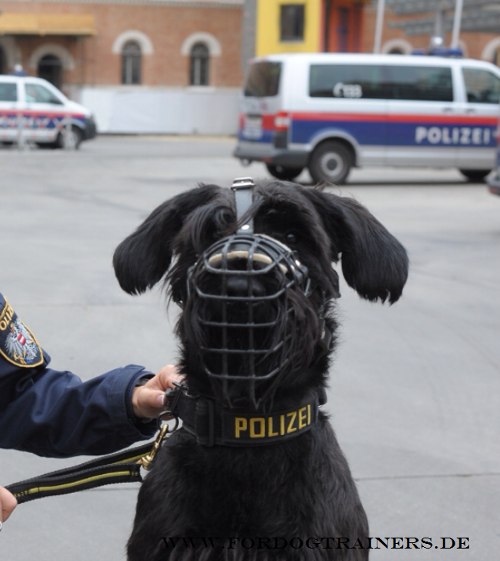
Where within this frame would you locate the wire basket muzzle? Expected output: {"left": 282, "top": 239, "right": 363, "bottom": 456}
{"left": 186, "top": 233, "right": 311, "bottom": 407}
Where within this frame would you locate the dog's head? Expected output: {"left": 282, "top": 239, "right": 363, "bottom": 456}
{"left": 114, "top": 180, "right": 408, "bottom": 408}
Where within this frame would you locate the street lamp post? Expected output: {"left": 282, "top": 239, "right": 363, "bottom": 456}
{"left": 451, "top": 0, "right": 464, "bottom": 49}
{"left": 373, "top": 0, "right": 386, "bottom": 53}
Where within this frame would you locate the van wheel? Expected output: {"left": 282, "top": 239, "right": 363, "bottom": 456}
{"left": 266, "top": 164, "right": 304, "bottom": 181}
{"left": 309, "top": 141, "right": 352, "bottom": 185}
{"left": 55, "top": 126, "right": 83, "bottom": 149}
{"left": 459, "top": 169, "right": 490, "bottom": 183}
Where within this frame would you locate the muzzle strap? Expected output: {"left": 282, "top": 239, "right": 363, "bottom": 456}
{"left": 231, "top": 177, "right": 255, "bottom": 233}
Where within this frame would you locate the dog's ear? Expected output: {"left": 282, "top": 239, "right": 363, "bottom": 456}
{"left": 113, "top": 185, "right": 219, "bottom": 294}
{"left": 304, "top": 189, "right": 408, "bottom": 303}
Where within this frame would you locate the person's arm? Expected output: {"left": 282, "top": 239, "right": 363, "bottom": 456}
{"left": 0, "top": 363, "right": 180, "bottom": 458}
{"left": 0, "top": 293, "right": 180, "bottom": 457}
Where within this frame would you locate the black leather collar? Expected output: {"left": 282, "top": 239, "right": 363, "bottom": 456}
{"left": 166, "top": 385, "right": 326, "bottom": 447}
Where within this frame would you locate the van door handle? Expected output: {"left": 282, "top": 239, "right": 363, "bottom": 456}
{"left": 442, "top": 107, "right": 453, "bottom": 113}
{"left": 465, "top": 108, "right": 476, "bottom": 114}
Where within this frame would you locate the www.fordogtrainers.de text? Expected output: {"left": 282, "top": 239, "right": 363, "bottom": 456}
{"left": 161, "top": 536, "right": 470, "bottom": 551}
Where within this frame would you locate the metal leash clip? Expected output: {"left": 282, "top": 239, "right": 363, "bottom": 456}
{"left": 137, "top": 419, "right": 178, "bottom": 471}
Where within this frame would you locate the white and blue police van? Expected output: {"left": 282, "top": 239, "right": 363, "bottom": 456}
{"left": 0, "top": 75, "right": 96, "bottom": 149}
{"left": 233, "top": 53, "right": 500, "bottom": 184}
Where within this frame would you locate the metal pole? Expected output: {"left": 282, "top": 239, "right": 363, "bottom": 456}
{"left": 451, "top": 0, "right": 464, "bottom": 49}
{"left": 373, "top": 0, "right": 386, "bottom": 54}
{"left": 17, "top": 110, "right": 25, "bottom": 150}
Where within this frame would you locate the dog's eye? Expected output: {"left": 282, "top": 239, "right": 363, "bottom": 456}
{"left": 285, "top": 232, "right": 297, "bottom": 245}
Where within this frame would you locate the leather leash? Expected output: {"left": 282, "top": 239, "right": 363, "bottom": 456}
{"left": 5, "top": 421, "right": 176, "bottom": 505}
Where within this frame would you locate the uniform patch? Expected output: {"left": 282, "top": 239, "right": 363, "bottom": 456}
{"left": 0, "top": 297, "right": 43, "bottom": 368}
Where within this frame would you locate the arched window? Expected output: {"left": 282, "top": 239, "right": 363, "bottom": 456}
{"left": 189, "top": 42, "right": 209, "bottom": 86}
{"left": 121, "top": 41, "right": 142, "bottom": 85}
{"left": 37, "top": 54, "right": 63, "bottom": 89}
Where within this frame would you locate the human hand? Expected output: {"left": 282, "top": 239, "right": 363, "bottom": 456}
{"left": 0, "top": 486, "right": 17, "bottom": 528}
{"left": 132, "top": 364, "right": 182, "bottom": 419}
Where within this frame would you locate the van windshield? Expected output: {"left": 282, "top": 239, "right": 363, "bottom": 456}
{"left": 244, "top": 62, "right": 281, "bottom": 97}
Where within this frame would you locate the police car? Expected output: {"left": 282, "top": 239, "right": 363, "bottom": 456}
{"left": 0, "top": 75, "right": 96, "bottom": 149}
{"left": 234, "top": 53, "right": 500, "bottom": 184}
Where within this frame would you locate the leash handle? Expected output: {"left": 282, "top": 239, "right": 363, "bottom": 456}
{"left": 6, "top": 464, "right": 143, "bottom": 505}
{"left": 5, "top": 422, "right": 176, "bottom": 505}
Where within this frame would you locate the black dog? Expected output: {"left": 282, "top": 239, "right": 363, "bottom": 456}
{"left": 113, "top": 179, "right": 408, "bottom": 561}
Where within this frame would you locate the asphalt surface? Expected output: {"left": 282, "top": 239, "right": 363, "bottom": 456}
{"left": 0, "top": 136, "right": 499, "bottom": 560}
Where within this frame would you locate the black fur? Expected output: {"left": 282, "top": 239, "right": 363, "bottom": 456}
{"left": 114, "top": 181, "right": 409, "bottom": 561}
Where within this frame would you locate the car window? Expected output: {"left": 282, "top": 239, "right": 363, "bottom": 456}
{"left": 309, "top": 64, "right": 452, "bottom": 102}
{"left": 463, "top": 68, "right": 500, "bottom": 104}
{"left": 309, "top": 64, "right": 384, "bottom": 99}
{"left": 0, "top": 82, "right": 18, "bottom": 102}
{"left": 25, "top": 83, "right": 63, "bottom": 105}
{"left": 385, "top": 65, "right": 453, "bottom": 102}
{"left": 244, "top": 62, "right": 281, "bottom": 97}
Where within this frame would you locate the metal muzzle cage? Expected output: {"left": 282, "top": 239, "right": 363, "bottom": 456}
{"left": 185, "top": 178, "right": 312, "bottom": 408}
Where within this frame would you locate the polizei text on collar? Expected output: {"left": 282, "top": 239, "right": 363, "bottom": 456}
{"left": 234, "top": 404, "right": 313, "bottom": 440}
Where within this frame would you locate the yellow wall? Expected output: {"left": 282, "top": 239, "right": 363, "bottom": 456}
{"left": 256, "top": 0, "right": 322, "bottom": 56}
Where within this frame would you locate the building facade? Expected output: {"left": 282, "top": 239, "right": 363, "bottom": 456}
{"left": 0, "top": 0, "right": 244, "bottom": 134}
{"left": 252, "top": 0, "right": 500, "bottom": 64}
{"left": 363, "top": 0, "right": 500, "bottom": 63}
{"left": 254, "top": 0, "right": 368, "bottom": 56}
{"left": 1, "top": 0, "right": 498, "bottom": 135}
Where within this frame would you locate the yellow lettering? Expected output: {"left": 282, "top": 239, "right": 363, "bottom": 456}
{"left": 286, "top": 411, "right": 298, "bottom": 434}
{"left": 297, "top": 406, "right": 307, "bottom": 430}
{"left": 234, "top": 417, "right": 248, "bottom": 439}
{"left": 0, "top": 304, "right": 14, "bottom": 331}
{"left": 249, "top": 417, "right": 266, "bottom": 438}
{"left": 234, "top": 405, "right": 313, "bottom": 440}
{"left": 280, "top": 414, "right": 285, "bottom": 435}
{"left": 267, "top": 416, "right": 279, "bottom": 437}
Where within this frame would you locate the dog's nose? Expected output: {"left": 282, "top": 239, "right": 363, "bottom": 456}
{"left": 225, "top": 275, "right": 266, "bottom": 298}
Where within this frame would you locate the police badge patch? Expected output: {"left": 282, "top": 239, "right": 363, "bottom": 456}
{"left": 0, "top": 296, "right": 43, "bottom": 368}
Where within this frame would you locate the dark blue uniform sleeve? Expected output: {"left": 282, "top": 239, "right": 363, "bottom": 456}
{"left": 0, "top": 294, "right": 158, "bottom": 458}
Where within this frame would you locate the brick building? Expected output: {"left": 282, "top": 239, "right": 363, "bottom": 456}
{"left": 2, "top": 0, "right": 499, "bottom": 134}
{"left": 0, "top": 0, "right": 244, "bottom": 133}
{"left": 363, "top": 1, "right": 500, "bottom": 62}
{"left": 248, "top": 0, "right": 499, "bottom": 64}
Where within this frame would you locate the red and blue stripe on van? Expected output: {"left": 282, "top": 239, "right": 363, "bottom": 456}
{"left": 239, "top": 111, "right": 497, "bottom": 148}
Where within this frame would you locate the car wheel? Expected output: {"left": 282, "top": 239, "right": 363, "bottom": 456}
{"left": 265, "top": 164, "right": 304, "bottom": 181}
{"left": 459, "top": 169, "right": 490, "bottom": 183}
{"left": 309, "top": 141, "right": 353, "bottom": 185}
{"left": 55, "top": 126, "right": 83, "bottom": 149}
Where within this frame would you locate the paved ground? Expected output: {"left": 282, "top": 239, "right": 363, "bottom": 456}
{"left": 0, "top": 136, "right": 499, "bottom": 560}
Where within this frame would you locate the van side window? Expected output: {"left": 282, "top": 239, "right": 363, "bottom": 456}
{"left": 309, "top": 64, "right": 384, "bottom": 99}
{"left": 0, "top": 83, "right": 18, "bottom": 102}
{"left": 463, "top": 68, "right": 500, "bottom": 104}
{"left": 25, "top": 84, "right": 63, "bottom": 105}
{"left": 244, "top": 62, "right": 281, "bottom": 97}
{"left": 387, "top": 65, "right": 453, "bottom": 102}
{"left": 309, "top": 64, "right": 452, "bottom": 102}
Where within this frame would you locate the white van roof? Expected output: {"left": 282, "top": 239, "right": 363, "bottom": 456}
{"left": 251, "top": 52, "right": 497, "bottom": 71}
